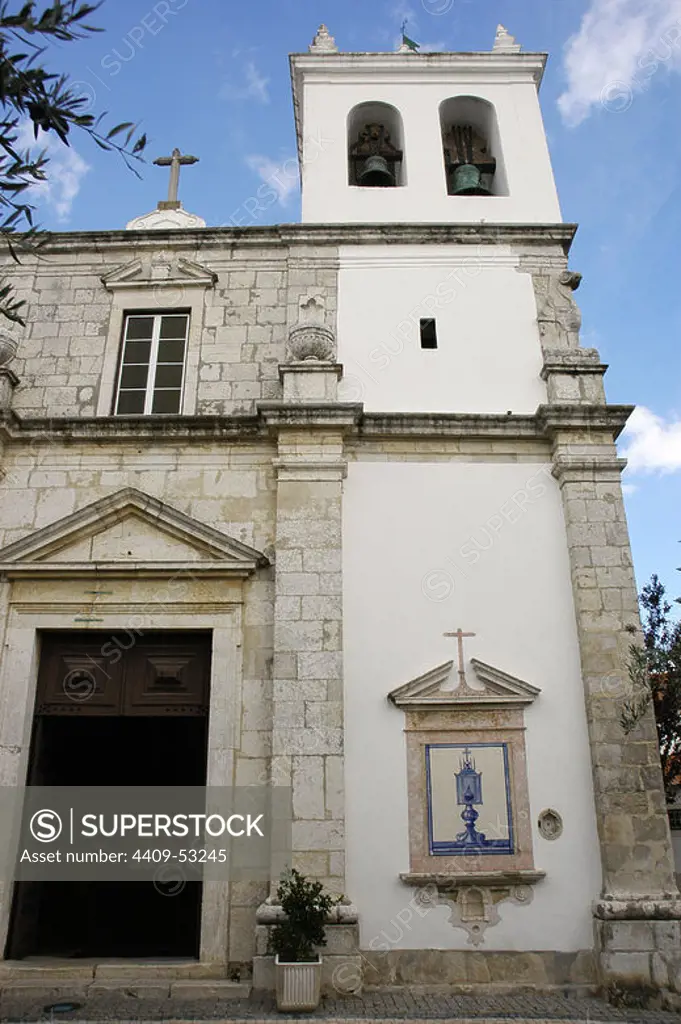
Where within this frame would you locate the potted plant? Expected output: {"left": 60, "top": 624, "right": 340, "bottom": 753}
{"left": 269, "top": 868, "right": 337, "bottom": 1012}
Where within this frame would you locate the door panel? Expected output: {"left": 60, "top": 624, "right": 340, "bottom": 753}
{"left": 35, "top": 633, "right": 210, "bottom": 717}
{"left": 35, "top": 644, "right": 123, "bottom": 715}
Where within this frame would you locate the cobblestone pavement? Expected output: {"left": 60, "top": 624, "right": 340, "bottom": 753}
{"left": 1, "top": 991, "right": 681, "bottom": 1024}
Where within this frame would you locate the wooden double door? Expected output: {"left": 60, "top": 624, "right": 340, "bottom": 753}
{"left": 7, "top": 631, "right": 211, "bottom": 959}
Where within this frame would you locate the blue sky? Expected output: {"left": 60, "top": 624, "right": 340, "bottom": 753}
{"left": 25, "top": 0, "right": 681, "bottom": 603}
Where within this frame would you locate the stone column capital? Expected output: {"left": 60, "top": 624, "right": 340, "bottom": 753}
{"left": 551, "top": 453, "right": 628, "bottom": 484}
{"left": 594, "top": 897, "right": 681, "bottom": 920}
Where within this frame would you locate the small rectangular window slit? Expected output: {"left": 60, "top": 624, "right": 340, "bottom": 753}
{"left": 420, "top": 318, "right": 437, "bottom": 349}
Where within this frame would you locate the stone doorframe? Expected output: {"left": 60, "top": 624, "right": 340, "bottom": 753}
{"left": 0, "top": 489, "right": 270, "bottom": 969}
{"left": 0, "top": 595, "right": 242, "bottom": 966}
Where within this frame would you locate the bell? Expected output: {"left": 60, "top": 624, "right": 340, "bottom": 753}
{"left": 358, "top": 155, "right": 394, "bottom": 188}
{"left": 452, "top": 164, "right": 492, "bottom": 196}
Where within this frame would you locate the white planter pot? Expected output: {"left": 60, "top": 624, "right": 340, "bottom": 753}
{"left": 275, "top": 954, "right": 322, "bottom": 1011}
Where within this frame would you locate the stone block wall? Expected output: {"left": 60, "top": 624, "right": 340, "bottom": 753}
{"left": 3, "top": 237, "right": 338, "bottom": 419}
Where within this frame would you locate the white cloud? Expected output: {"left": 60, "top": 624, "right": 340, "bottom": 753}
{"left": 16, "top": 121, "right": 90, "bottom": 223}
{"left": 220, "top": 61, "right": 269, "bottom": 104}
{"left": 245, "top": 154, "right": 298, "bottom": 206}
{"left": 621, "top": 482, "right": 639, "bottom": 495}
{"left": 558, "top": 0, "right": 681, "bottom": 126}
{"left": 620, "top": 405, "right": 681, "bottom": 474}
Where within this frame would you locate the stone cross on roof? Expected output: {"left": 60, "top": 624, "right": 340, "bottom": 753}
{"left": 443, "top": 627, "right": 477, "bottom": 691}
{"left": 153, "top": 148, "right": 199, "bottom": 209}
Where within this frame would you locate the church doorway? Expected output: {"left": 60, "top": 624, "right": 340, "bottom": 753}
{"left": 6, "top": 631, "right": 211, "bottom": 960}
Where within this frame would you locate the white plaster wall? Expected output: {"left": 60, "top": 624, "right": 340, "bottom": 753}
{"left": 300, "top": 74, "right": 561, "bottom": 224}
{"left": 337, "top": 245, "right": 547, "bottom": 414}
{"left": 343, "top": 460, "right": 602, "bottom": 951}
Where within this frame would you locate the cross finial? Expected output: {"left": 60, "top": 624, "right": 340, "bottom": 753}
{"left": 153, "top": 147, "right": 199, "bottom": 207}
{"left": 443, "top": 627, "right": 476, "bottom": 690}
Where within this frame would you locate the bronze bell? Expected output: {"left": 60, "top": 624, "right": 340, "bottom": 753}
{"left": 358, "top": 155, "right": 394, "bottom": 187}
{"left": 451, "top": 163, "right": 492, "bottom": 196}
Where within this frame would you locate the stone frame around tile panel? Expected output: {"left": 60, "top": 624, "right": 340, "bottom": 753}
{"left": 389, "top": 658, "right": 541, "bottom": 881}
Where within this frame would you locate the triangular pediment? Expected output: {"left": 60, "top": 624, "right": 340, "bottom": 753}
{"left": 388, "top": 658, "right": 540, "bottom": 710}
{"left": 101, "top": 255, "right": 216, "bottom": 291}
{"left": 0, "top": 488, "right": 268, "bottom": 578}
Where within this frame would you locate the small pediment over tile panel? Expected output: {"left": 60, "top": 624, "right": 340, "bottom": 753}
{"left": 101, "top": 256, "right": 217, "bottom": 292}
{"left": 388, "top": 659, "right": 540, "bottom": 711}
{"left": 0, "top": 488, "right": 268, "bottom": 577}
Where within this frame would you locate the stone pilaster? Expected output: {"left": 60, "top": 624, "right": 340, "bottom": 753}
{"left": 543, "top": 414, "right": 681, "bottom": 997}
{"left": 530, "top": 264, "right": 681, "bottom": 999}
{"left": 259, "top": 393, "right": 359, "bottom": 898}
{"left": 271, "top": 424, "right": 345, "bottom": 892}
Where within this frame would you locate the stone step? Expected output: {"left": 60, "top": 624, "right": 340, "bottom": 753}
{"left": 0, "top": 962, "right": 94, "bottom": 981}
{"left": 0, "top": 958, "right": 227, "bottom": 982}
{"left": 0, "top": 977, "right": 252, "bottom": 1000}
{"left": 94, "top": 960, "right": 225, "bottom": 979}
{"left": 170, "top": 980, "right": 252, "bottom": 999}
{"left": 0, "top": 980, "right": 91, "bottom": 1001}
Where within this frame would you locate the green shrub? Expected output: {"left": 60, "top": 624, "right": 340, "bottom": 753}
{"left": 269, "top": 869, "right": 338, "bottom": 963}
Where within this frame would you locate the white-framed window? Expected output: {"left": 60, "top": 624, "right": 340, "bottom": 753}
{"left": 114, "top": 311, "right": 190, "bottom": 415}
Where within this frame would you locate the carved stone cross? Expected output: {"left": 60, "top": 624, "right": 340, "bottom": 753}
{"left": 153, "top": 148, "right": 199, "bottom": 206}
{"left": 443, "top": 627, "right": 476, "bottom": 690}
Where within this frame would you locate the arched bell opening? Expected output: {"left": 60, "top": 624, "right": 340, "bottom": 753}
{"left": 439, "top": 96, "right": 507, "bottom": 197}
{"left": 347, "top": 102, "right": 405, "bottom": 188}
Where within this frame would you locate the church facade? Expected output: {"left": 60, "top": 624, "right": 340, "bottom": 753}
{"left": 0, "top": 22, "right": 679, "bottom": 1001}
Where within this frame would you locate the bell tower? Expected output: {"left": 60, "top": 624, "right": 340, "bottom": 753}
{"left": 290, "top": 24, "right": 561, "bottom": 224}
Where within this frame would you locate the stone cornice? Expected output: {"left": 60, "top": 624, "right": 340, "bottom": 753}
{"left": 0, "top": 403, "right": 634, "bottom": 445}
{"left": 258, "top": 402, "right": 363, "bottom": 433}
{"left": 3, "top": 222, "right": 578, "bottom": 257}
{"left": 0, "top": 411, "right": 263, "bottom": 443}
{"left": 540, "top": 360, "right": 608, "bottom": 380}
{"left": 400, "top": 870, "right": 546, "bottom": 890}
{"left": 360, "top": 412, "right": 539, "bottom": 439}
{"left": 537, "top": 404, "right": 634, "bottom": 440}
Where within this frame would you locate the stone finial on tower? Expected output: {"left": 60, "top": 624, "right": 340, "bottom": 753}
{"left": 492, "top": 24, "right": 522, "bottom": 53}
{"left": 309, "top": 24, "right": 338, "bottom": 53}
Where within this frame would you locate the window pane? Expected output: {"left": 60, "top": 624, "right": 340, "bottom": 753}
{"left": 420, "top": 318, "right": 437, "bottom": 349}
{"left": 152, "top": 389, "right": 181, "bottom": 414}
{"left": 122, "top": 340, "right": 151, "bottom": 364}
{"left": 125, "top": 316, "right": 154, "bottom": 340}
{"left": 116, "top": 390, "right": 145, "bottom": 415}
{"left": 160, "top": 315, "right": 189, "bottom": 340}
{"left": 157, "top": 338, "right": 185, "bottom": 363}
{"left": 154, "top": 364, "right": 184, "bottom": 388}
{"left": 120, "top": 364, "right": 149, "bottom": 389}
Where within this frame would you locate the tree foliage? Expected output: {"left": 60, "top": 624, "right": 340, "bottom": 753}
{"left": 0, "top": 1, "right": 147, "bottom": 322}
{"left": 623, "top": 574, "right": 681, "bottom": 800}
